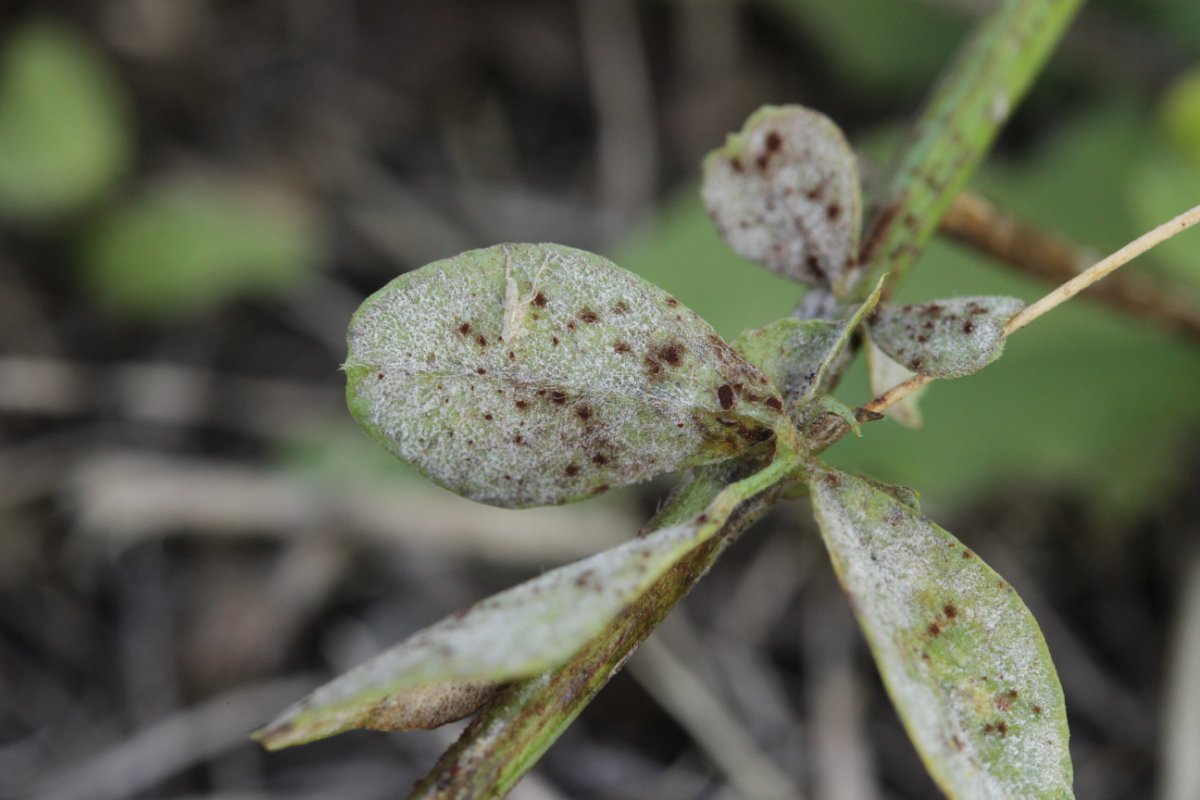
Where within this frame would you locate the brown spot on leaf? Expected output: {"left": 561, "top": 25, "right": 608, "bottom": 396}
{"left": 928, "top": 622, "right": 942, "bottom": 637}
{"left": 963, "top": 549, "right": 974, "bottom": 559}
{"left": 515, "top": 400, "right": 530, "bottom": 411}
{"left": 551, "top": 336, "right": 560, "bottom": 346}
{"left": 652, "top": 342, "right": 685, "bottom": 367}
{"left": 549, "top": 390, "right": 568, "bottom": 405}
{"left": 458, "top": 322, "right": 471, "bottom": 335}
{"left": 665, "top": 296, "right": 679, "bottom": 308}
{"left": 995, "top": 690, "right": 1018, "bottom": 712}
{"left": 566, "top": 321, "right": 576, "bottom": 332}
{"left": 614, "top": 341, "right": 631, "bottom": 354}
{"left": 376, "top": 372, "right": 385, "bottom": 380}
{"left": 963, "top": 320, "right": 975, "bottom": 334}
{"left": 826, "top": 203, "right": 842, "bottom": 220}
{"left": 575, "top": 405, "right": 593, "bottom": 421}
{"left": 1033, "top": 705, "right": 1043, "bottom": 715}
{"left": 564, "top": 464, "right": 580, "bottom": 477}
{"left": 578, "top": 307, "right": 600, "bottom": 324}
{"left": 483, "top": 413, "right": 493, "bottom": 421}
{"left": 476, "top": 335, "right": 488, "bottom": 347}
{"left": 943, "top": 604, "right": 958, "bottom": 620}
{"left": 765, "top": 130, "right": 783, "bottom": 152}
{"left": 591, "top": 453, "right": 608, "bottom": 465}
{"left": 475, "top": 367, "right": 487, "bottom": 375}
{"left": 533, "top": 292, "right": 547, "bottom": 307}
{"left": 717, "top": 384, "right": 735, "bottom": 410}
{"left": 764, "top": 396, "right": 783, "bottom": 411}
{"left": 612, "top": 300, "right": 630, "bottom": 315}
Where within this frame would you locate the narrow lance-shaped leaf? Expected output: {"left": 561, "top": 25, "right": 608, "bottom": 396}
{"left": 809, "top": 465, "right": 1073, "bottom": 799}
{"left": 254, "top": 519, "right": 711, "bottom": 750}
{"left": 868, "top": 296, "right": 1023, "bottom": 378}
{"left": 702, "top": 105, "right": 861, "bottom": 289}
{"left": 346, "top": 243, "right": 786, "bottom": 508}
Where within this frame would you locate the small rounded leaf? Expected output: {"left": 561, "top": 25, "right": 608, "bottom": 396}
{"left": 345, "top": 243, "right": 785, "bottom": 508}
{"left": 702, "top": 105, "right": 861, "bottom": 288}
{"left": 868, "top": 296, "right": 1023, "bottom": 378}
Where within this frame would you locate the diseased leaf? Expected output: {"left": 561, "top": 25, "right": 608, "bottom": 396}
{"left": 702, "top": 105, "right": 861, "bottom": 289}
{"left": 254, "top": 519, "right": 710, "bottom": 749}
{"left": 345, "top": 243, "right": 785, "bottom": 508}
{"left": 866, "top": 334, "right": 925, "bottom": 428}
{"left": 736, "top": 277, "right": 883, "bottom": 423}
{"left": 809, "top": 466, "right": 1073, "bottom": 799}
{"left": 868, "top": 296, "right": 1023, "bottom": 378}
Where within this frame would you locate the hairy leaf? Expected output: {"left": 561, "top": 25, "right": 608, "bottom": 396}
{"left": 702, "top": 105, "right": 861, "bottom": 289}
{"left": 868, "top": 296, "right": 1023, "bottom": 378}
{"left": 346, "top": 243, "right": 785, "bottom": 508}
{"left": 254, "top": 520, "right": 710, "bottom": 749}
{"left": 810, "top": 466, "right": 1072, "bottom": 799}
{"left": 736, "top": 277, "right": 883, "bottom": 423}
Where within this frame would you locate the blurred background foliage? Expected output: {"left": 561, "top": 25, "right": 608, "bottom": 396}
{"left": 2, "top": 2, "right": 1200, "bottom": 799}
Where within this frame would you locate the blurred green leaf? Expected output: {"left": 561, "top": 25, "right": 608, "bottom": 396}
{"left": 1160, "top": 67, "right": 1200, "bottom": 168}
{"left": 81, "top": 177, "right": 322, "bottom": 319}
{"left": 0, "top": 21, "right": 130, "bottom": 220}
{"left": 761, "top": 0, "right": 966, "bottom": 98}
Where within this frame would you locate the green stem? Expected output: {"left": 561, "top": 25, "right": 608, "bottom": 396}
{"left": 856, "top": 0, "right": 1084, "bottom": 298}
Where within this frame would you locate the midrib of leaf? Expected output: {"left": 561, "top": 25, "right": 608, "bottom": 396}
{"left": 408, "top": 1, "right": 1083, "bottom": 795}
{"left": 856, "top": 0, "right": 1084, "bottom": 298}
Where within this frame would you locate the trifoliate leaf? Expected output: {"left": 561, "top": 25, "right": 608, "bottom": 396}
{"left": 702, "top": 105, "right": 861, "bottom": 289}
{"left": 345, "top": 243, "right": 786, "bottom": 508}
{"left": 810, "top": 466, "right": 1073, "bottom": 799}
{"left": 254, "top": 519, "right": 710, "bottom": 749}
{"left": 868, "top": 296, "right": 1023, "bottom": 378}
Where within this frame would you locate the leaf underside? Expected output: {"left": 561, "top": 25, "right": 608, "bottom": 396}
{"left": 809, "top": 466, "right": 1073, "bottom": 799}
{"left": 254, "top": 519, "right": 709, "bottom": 750}
{"left": 868, "top": 296, "right": 1023, "bottom": 378}
{"left": 345, "top": 243, "right": 785, "bottom": 508}
{"left": 702, "top": 105, "right": 862, "bottom": 288}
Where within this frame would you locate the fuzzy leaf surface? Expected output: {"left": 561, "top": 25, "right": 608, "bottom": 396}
{"left": 346, "top": 243, "right": 785, "bottom": 508}
{"left": 810, "top": 466, "right": 1073, "bottom": 799}
{"left": 254, "top": 520, "right": 709, "bottom": 750}
{"left": 702, "top": 105, "right": 861, "bottom": 288}
{"left": 736, "top": 277, "right": 883, "bottom": 424}
{"left": 868, "top": 296, "right": 1023, "bottom": 378}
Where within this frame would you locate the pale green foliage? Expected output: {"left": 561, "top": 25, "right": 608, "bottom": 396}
{"left": 702, "top": 106, "right": 861, "bottom": 289}
{"left": 82, "top": 177, "right": 321, "bottom": 318}
{"left": 0, "top": 21, "right": 130, "bottom": 220}
{"left": 254, "top": 517, "right": 710, "bottom": 749}
{"left": 868, "top": 296, "right": 1024, "bottom": 378}
{"left": 810, "top": 466, "right": 1072, "bottom": 799}
{"left": 736, "top": 278, "right": 883, "bottom": 421}
{"left": 345, "top": 243, "right": 786, "bottom": 508}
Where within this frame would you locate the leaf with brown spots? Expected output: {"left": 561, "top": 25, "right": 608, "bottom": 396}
{"left": 868, "top": 296, "right": 1024, "bottom": 379}
{"left": 702, "top": 105, "right": 861, "bottom": 289}
{"left": 345, "top": 243, "right": 787, "bottom": 508}
{"left": 735, "top": 277, "right": 883, "bottom": 425}
{"left": 809, "top": 465, "right": 1073, "bottom": 799}
{"left": 253, "top": 516, "right": 714, "bottom": 750}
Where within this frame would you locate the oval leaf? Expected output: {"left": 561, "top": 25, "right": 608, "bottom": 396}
{"left": 345, "top": 243, "right": 785, "bottom": 508}
{"left": 868, "top": 296, "right": 1023, "bottom": 378}
{"left": 809, "top": 466, "right": 1073, "bottom": 799}
{"left": 702, "top": 105, "right": 861, "bottom": 288}
{"left": 253, "top": 519, "right": 709, "bottom": 749}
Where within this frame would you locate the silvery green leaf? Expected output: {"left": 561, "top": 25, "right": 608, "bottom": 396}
{"left": 345, "top": 243, "right": 786, "bottom": 508}
{"left": 253, "top": 519, "right": 709, "bottom": 749}
{"left": 702, "top": 105, "right": 861, "bottom": 288}
{"left": 868, "top": 296, "right": 1024, "bottom": 378}
{"left": 810, "top": 466, "right": 1073, "bottom": 799}
{"left": 735, "top": 277, "right": 883, "bottom": 422}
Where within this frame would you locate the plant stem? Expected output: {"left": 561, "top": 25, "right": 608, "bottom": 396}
{"left": 856, "top": 0, "right": 1084, "bottom": 298}
{"left": 857, "top": 202, "right": 1200, "bottom": 418}
{"left": 1003, "top": 203, "right": 1200, "bottom": 335}
{"left": 941, "top": 192, "right": 1200, "bottom": 343}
